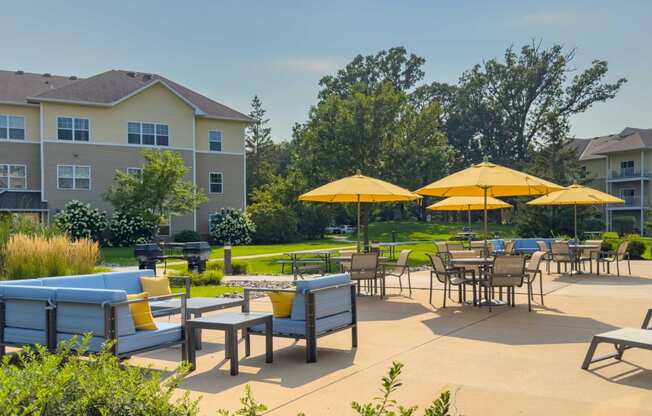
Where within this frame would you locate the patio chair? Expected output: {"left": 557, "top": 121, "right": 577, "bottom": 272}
{"left": 427, "top": 254, "right": 476, "bottom": 307}
{"left": 577, "top": 240, "right": 602, "bottom": 274}
{"left": 551, "top": 242, "right": 573, "bottom": 274}
{"left": 536, "top": 240, "right": 552, "bottom": 273}
{"left": 582, "top": 309, "right": 652, "bottom": 370}
{"left": 504, "top": 240, "right": 515, "bottom": 255}
{"left": 338, "top": 249, "right": 356, "bottom": 272}
{"left": 480, "top": 255, "right": 529, "bottom": 312}
{"left": 596, "top": 241, "right": 631, "bottom": 276}
{"left": 381, "top": 249, "right": 412, "bottom": 296}
{"left": 435, "top": 242, "right": 450, "bottom": 265}
{"left": 470, "top": 240, "right": 491, "bottom": 257}
{"left": 446, "top": 242, "right": 465, "bottom": 252}
{"left": 525, "top": 251, "right": 546, "bottom": 306}
{"left": 348, "top": 252, "right": 382, "bottom": 297}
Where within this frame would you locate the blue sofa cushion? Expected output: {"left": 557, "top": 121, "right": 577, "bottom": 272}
{"left": 0, "top": 279, "right": 43, "bottom": 287}
{"left": 41, "top": 275, "right": 105, "bottom": 289}
{"left": 55, "top": 288, "right": 135, "bottom": 336}
{"left": 251, "top": 311, "right": 353, "bottom": 337}
{"left": 2, "top": 286, "right": 56, "bottom": 331}
{"left": 103, "top": 270, "right": 154, "bottom": 294}
{"left": 57, "top": 322, "right": 182, "bottom": 354}
{"left": 3, "top": 327, "right": 47, "bottom": 346}
{"left": 512, "top": 238, "right": 554, "bottom": 254}
{"left": 291, "top": 274, "right": 351, "bottom": 321}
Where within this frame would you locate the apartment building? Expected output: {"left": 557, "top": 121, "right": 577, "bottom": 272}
{"left": 573, "top": 127, "right": 652, "bottom": 235}
{"left": 0, "top": 69, "right": 251, "bottom": 237}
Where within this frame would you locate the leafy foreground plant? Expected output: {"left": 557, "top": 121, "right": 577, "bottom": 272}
{"left": 219, "top": 362, "right": 451, "bottom": 416}
{"left": 0, "top": 336, "right": 199, "bottom": 416}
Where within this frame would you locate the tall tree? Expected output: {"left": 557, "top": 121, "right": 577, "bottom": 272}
{"left": 103, "top": 149, "right": 207, "bottom": 239}
{"left": 416, "top": 41, "right": 627, "bottom": 168}
{"left": 245, "top": 95, "right": 274, "bottom": 198}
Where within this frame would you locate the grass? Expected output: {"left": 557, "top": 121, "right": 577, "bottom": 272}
{"left": 366, "top": 220, "right": 518, "bottom": 241}
{"left": 171, "top": 285, "right": 243, "bottom": 297}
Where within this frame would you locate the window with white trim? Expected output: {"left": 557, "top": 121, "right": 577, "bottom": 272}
{"left": 209, "top": 172, "right": 223, "bottom": 194}
{"left": 0, "top": 164, "right": 26, "bottom": 189}
{"left": 127, "top": 122, "right": 169, "bottom": 146}
{"left": 0, "top": 115, "right": 25, "bottom": 140}
{"left": 57, "top": 117, "right": 89, "bottom": 141}
{"left": 209, "top": 130, "right": 222, "bottom": 152}
{"left": 57, "top": 165, "right": 91, "bottom": 190}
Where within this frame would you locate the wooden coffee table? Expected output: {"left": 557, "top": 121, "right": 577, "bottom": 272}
{"left": 186, "top": 312, "right": 273, "bottom": 376}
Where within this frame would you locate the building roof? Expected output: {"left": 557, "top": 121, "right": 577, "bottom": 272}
{"left": 0, "top": 69, "right": 252, "bottom": 122}
{"left": 572, "top": 127, "right": 652, "bottom": 161}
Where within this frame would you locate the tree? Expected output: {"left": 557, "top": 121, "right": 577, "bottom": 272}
{"left": 416, "top": 41, "right": 627, "bottom": 168}
{"left": 103, "top": 149, "right": 208, "bottom": 240}
{"left": 245, "top": 95, "right": 274, "bottom": 198}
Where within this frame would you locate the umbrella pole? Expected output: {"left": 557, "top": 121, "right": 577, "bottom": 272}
{"left": 574, "top": 203, "right": 578, "bottom": 243}
{"left": 357, "top": 195, "right": 361, "bottom": 253}
{"left": 484, "top": 188, "right": 488, "bottom": 256}
{"left": 467, "top": 206, "right": 471, "bottom": 227}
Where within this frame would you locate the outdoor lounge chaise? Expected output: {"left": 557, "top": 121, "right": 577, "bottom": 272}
{"left": 242, "top": 274, "right": 357, "bottom": 363}
{"left": 582, "top": 309, "right": 652, "bottom": 370}
{"left": 0, "top": 271, "right": 188, "bottom": 360}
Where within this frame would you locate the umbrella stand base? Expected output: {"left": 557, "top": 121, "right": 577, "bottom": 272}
{"left": 479, "top": 299, "right": 508, "bottom": 307}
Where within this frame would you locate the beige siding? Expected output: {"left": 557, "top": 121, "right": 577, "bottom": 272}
{"left": 608, "top": 151, "right": 642, "bottom": 175}
{"left": 41, "top": 83, "right": 195, "bottom": 149}
{"left": 0, "top": 142, "right": 41, "bottom": 189}
{"left": 195, "top": 152, "right": 245, "bottom": 235}
{"left": 0, "top": 104, "right": 40, "bottom": 142}
{"left": 195, "top": 118, "right": 246, "bottom": 153}
{"left": 42, "top": 141, "right": 194, "bottom": 233}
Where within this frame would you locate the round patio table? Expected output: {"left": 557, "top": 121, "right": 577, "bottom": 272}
{"left": 568, "top": 244, "right": 601, "bottom": 275}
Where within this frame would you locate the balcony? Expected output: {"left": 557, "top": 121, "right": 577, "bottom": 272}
{"left": 607, "top": 169, "right": 652, "bottom": 181}
{"left": 607, "top": 195, "right": 651, "bottom": 210}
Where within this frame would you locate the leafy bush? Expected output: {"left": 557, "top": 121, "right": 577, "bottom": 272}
{"left": 54, "top": 200, "right": 108, "bottom": 242}
{"left": 612, "top": 216, "right": 637, "bottom": 235}
{"left": 626, "top": 239, "right": 646, "bottom": 259}
{"left": 231, "top": 262, "right": 248, "bottom": 275}
{"left": 209, "top": 208, "right": 256, "bottom": 245}
{"left": 248, "top": 198, "right": 298, "bottom": 243}
{"left": 3, "top": 234, "right": 99, "bottom": 279}
{"left": 0, "top": 337, "right": 199, "bottom": 416}
{"left": 107, "top": 209, "right": 156, "bottom": 247}
{"left": 165, "top": 266, "right": 224, "bottom": 286}
{"left": 174, "top": 229, "right": 202, "bottom": 242}
{"left": 602, "top": 231, "right": 619, "bottom": 239}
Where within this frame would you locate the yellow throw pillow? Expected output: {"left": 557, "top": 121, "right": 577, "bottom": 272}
{"left": 139, "top": 276, "right": 171, "bottom": 297}
{"left": 267, "top": 292, "right": 295, "bottom": 318}
{"left": 127, "top": 292, "right": 157, "bottom": 331}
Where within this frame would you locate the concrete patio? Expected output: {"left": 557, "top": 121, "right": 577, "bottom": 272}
{"left": 133, "top": 261, "right": 652, "bottom": 415}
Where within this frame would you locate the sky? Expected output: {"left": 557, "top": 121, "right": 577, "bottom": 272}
{"left": 2, "top": 0, "right": 650, "bottom": 141}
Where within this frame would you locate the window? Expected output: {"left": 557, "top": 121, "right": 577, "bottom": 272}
{"left": 57, "top": 117, "right": 89, "bottom": 141}
{"left": 57, "top": 165, "right": 91, "bottom": 190}
{"left": 209, "top": 172, "right": 223, "bottom": 194}
{"left": 620, "top": 160, "right": 635, "bottom": 177}
{"left": 127, "top": 122, "right": 169, "bottom": 146}
{"left": 127, "top": 167, "right": 142, "bottom": 177}
{"left": 209, "top": 130, "right": 222, "bottom": 152}
{"left": 0, "top": 115, "right": 25, "bottom": 140}
{"left": 0, "top": 164, "right": 26, "bottom": 189}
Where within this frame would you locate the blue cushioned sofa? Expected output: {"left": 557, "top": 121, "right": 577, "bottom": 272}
{"left": 0, "top": 270, "right": 187, "bottom": 360}
{"left": 489, "top": 238, "right": 554, "bottom": 255}
{"left": 243, "top": 274, "right": 357, "bottom": 363}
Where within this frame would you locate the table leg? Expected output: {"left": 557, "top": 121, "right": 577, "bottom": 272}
{"left": 228, "top": 328, "right": 239, "bottom": 376}
{"left": 224, "top": 330, "right": 230, "bottom": 359}
{"left": 265, "top": 319, "right": 273, "bottom": 364}
{"left": 194, "top": 312, "right": 203, "bottom": 350}
{"left": 187, "top": 326, "right": 196, "bottom": 371}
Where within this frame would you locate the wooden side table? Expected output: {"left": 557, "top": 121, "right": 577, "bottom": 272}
{"left": 186, "top": 312, "right": 273, "bottom": 376}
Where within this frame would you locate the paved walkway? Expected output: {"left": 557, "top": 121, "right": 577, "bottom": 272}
{"left": 132, "top": 261, "right": 652, "bottom": 415}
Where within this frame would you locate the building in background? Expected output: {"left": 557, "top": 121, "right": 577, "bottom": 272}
{"left": 573, "top": 127, "right": 652, "bottom": 235}
{"left": 0, "top": 69, "right": 251, "bottom": 237}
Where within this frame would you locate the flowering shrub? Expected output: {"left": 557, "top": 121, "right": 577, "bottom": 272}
{"left": 54, "top": 200, "right": 108, "bottom": 242}
{"left": 174, "top": 229, "right": 202, "bottom": 242}
{"left": 248, "top": 199, "right": 298, "bottom": 243}
{"left": 209, "top": 208, "right": 256, "bottom": 245}
{"left": 107, "top": 210, "right": 156, "bottom": 247}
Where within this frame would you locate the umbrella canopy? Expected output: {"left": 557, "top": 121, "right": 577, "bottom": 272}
{"left": 415, "top": 161, "right": 564, "bottom": 197}
{"left": 299, "top": 172, "right": 420, "bottom": 251}
{"left": 427, "top": 196, "right": 512, "bottom": 211}
{"left": 527, "top": 183, "right": 624, "bottom": 241}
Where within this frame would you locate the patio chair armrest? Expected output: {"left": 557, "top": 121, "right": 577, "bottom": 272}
{"left": 307, "top": 282, "right": 357, "bottom": 294}
{"left": 642, "top": 309, "right": 652, "bottom": 329}
{"left": 167, "top": 275, "right": 191, "bottom": 298}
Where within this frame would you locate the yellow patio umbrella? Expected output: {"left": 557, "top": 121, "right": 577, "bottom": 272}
{"left": 427, "top": 196, "right": 512, "bottom": 227}
{"left": 415, "top": 158, "right": 564, "bottom": 250}
{"left": 299, "top": 171, "right": 421, "bottom": 252}
{"left": 527, "top": 183, "right": 624, "bottom": 242}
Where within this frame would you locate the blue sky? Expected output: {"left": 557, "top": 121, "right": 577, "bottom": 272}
{"left": 2, "top": 0, "right": 650, "bottom": 141}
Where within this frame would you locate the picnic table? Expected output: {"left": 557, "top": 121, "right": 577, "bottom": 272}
{"left": 283, "top": 249, "right": 336, "bottom": 280}
{"left": 372, "top": 241, "right": 420, "bottom": 260}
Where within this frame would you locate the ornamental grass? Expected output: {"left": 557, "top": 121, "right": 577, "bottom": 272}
{"left": 2, "top": 234, "right": 99, "bottom": 279}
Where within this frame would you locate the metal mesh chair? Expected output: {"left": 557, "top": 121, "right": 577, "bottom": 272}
{"left": 381, "top": 249, "right": 412, "bottom": 296}
{"left": 427, "top": 254, "right": 476, "bottom": 307}
{"left": 551, "top": 242, "right": 573, "bottom": 274}
{"left": 446, "top": 242, "right": 465, "bottom": 252}
{"left": 435, "top": 241, "right": 450, "bottom": 265}
{"left": 525, "top": 251, "right": 546, "bottom": 306}
{"left": 578, "top": 240, "right": 602, "bottom": 274}
{"left": 536, "top": 240, "right": 551, "bottom": 273}
{"left": 349, "top": 252, "right": 381, "bottom": 296}
{"left": 597, "top": 241, "right": 631, "bottom": 276}
{"left": 481, "top": 255, "right": 528, "bottom": 311}
{"left": 504, "top": 240, "right": 515, "bottom": 255}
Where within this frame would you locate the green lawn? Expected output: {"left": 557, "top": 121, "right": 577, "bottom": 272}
{"left": 366, "top": 220, "right": 518, "bottom": 241}
{"left": 171, "top": 285, "right": 243, "bottom": 297}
